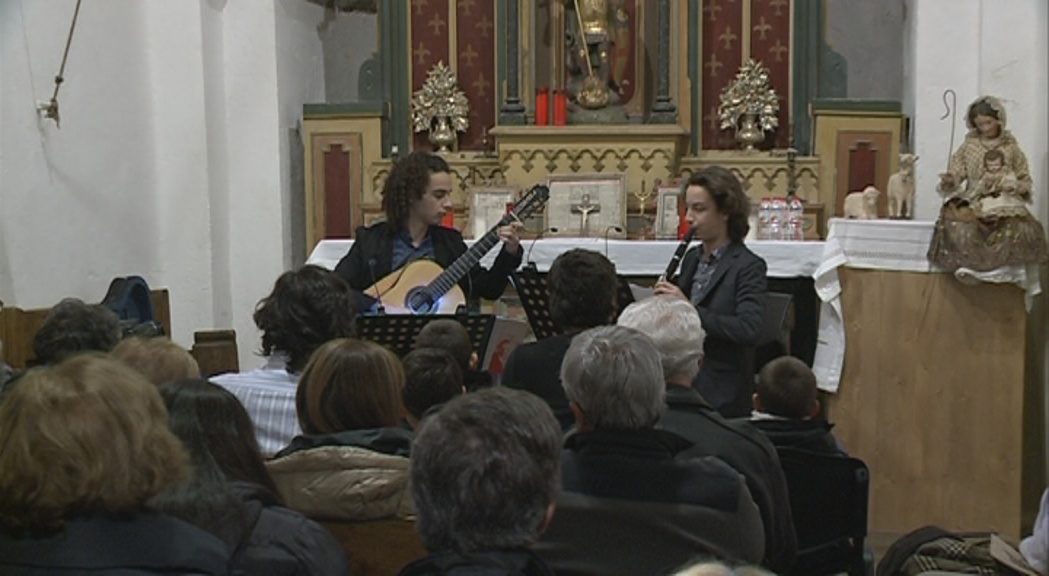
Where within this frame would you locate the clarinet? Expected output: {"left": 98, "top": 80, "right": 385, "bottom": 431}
{"left": 659, "top": 226, "right": 696, "bottom": 283}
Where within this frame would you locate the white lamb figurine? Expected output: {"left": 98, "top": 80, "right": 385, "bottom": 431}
{"left": 843, "top": 186, "right": 880, "bottom": 219}
{"left": 887, "top": 154, "right": 918, "bottom": 219}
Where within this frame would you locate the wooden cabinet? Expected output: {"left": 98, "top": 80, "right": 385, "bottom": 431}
{"left": 302, "top": 104, "right": 385, "bottom": 253}
{"left": 813, "top": 100, "right": 906, "bottom": 218}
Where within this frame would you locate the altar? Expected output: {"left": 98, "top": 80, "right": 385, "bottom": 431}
{"left": 307, "top": 238, "right": 823, "bottom": 278}
{"left": 309, "top": 238, "right": 825, "bottom": 364}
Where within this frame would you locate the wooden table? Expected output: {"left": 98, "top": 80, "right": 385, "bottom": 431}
{"left": 817, "top": 220, "right": 1045, "bottom": 539}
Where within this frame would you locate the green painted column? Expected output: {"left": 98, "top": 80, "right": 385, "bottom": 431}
{"left": 649, "top": 0, "right": 678, "bottom": 123}
{"left": 792, "top": 0, "right": 823, "bottom": 155}
{"left": 499, "top": 0, "right": 527, "bottom": 124}
{"left": 688, "top": 0, "right": 700, "bottom": 153}
{"left": 380, "top": 0, "right": 410, "bottom": 155}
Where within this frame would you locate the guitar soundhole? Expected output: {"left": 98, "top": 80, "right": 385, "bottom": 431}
{"left": 406, "top": 287, "right": 436, "bottom": 315}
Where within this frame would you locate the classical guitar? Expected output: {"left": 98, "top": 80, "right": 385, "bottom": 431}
{"left": 365, "top": 184, "right": 550, "bottom": 314}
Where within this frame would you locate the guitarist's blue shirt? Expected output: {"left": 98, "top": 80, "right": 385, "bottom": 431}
{"left": 391, "top": 228, "right": 435, "bottom": 270}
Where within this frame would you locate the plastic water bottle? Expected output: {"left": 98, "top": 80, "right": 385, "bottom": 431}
{"left": 758, "top": 197, "right": 772, "bottom": 240}
{"left": 787, "top": 196, "right": 804, "bottom": 241}
{"left": 766, "top": 198, "right": 781, "bottom": 240}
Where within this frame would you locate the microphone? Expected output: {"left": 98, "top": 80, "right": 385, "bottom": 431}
{"left": 526, "top": 227, "right": 559, "bottom": 265}
{"left": 367, "top": 258, "right": 386, "bottom": 314}
{"left": 604, "top": 225, "right": 624, "bottom": 260}
{"left": 660, "top": 226, "right": 696, "bottom": 283}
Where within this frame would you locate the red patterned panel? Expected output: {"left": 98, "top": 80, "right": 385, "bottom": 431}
{"left": 750, "top": 0, "right": 792, "bottom": 147}
{"left": 411, "top": 0, "right": 451, "bottom": 151}
{"left": 700, "top": 0, "right": 744, "bottom": 149}
{"left": 323, "top": 143, "right": 352, "bottom": 239}
{"left": 455, "top": 0, "right": 496, "bottom": 150}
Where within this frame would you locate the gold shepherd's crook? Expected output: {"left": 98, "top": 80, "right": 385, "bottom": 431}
{"left": 572, "top": 0, "right": 595, "bottom": 78}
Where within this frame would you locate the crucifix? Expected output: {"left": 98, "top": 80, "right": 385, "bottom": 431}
{"left": 571, "top": 193, "right": 601, "bottom": 237}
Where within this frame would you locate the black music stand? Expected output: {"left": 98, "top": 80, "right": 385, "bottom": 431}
{"left": 511, "top": 264, "right": 636, "bottom": 341}
{"left": 511, "top": 265, "right": 558, "bottom": 341}
{"left": 356, "top": 313, "right": 496, "bottom": 360}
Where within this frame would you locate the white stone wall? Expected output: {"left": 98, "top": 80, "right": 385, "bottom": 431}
{"left": 905, "top": 0, "right": 1048, "bottom": 478}
{"left": 0, "top": 0, "right": 330, "bottom": 369}
{"left": 905, "top": 0, "right": 1048, "bottom": 223}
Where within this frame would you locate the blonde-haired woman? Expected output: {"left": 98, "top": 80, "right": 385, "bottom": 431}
{"left": 0, "top": 355, "right": 228, "bottom": 575}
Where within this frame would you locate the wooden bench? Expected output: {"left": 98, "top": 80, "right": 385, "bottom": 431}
{"left": 0, "top": 290, "right": 240, "bottom": 378}
{"left": 320, "top": 518, "right": 427, "bottom": 576}
{"left": 0, "top": 290, "right": 171, "bottom": 369}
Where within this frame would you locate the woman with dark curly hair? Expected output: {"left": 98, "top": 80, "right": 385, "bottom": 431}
{"left": 654, "top": 165, "right": 768, "bottom": 417}
{"left": 212, "top": 265, "right": 357, "bottom": 456}
{"left": 334, "top": 150, "right": 523, "bottom": 313}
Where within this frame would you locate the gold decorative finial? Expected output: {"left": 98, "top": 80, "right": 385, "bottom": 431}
{"left": 411, "top": 61, "right": 470, "bottom": 153}
{"left": 717, "top": 59, "right": 780, "bottom": 150}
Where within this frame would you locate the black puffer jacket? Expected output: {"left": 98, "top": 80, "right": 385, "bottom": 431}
{"left": 0, "top": 511, "right": 230, "bottom": 575}
{"left": 228, "top": 482, "right": 351, "bottom": 576}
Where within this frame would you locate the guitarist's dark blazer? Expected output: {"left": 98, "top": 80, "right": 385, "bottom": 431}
{"left": 673, "top": 240, "right": 767, "bottom": 417}
{"left": 334, "top": 222, "right": 523, "bottom": 310}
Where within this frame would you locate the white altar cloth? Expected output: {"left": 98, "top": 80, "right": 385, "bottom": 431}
{"left": 812, "top": 218, "right": 1042, "bottom": 393}
{"left": 307, "top": 237, "right": 825, "bottom": 278}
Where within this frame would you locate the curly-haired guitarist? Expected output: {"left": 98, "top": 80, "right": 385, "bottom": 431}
{"left": 334, "top": 151, "right": 523, "bottom": 314}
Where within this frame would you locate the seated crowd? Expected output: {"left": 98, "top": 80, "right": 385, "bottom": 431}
{"left": 0, "top": 157, "right": 1038, "bottom": 575}
{"left": 3, "top": 250, "right": 1047, "bottom": 575}
{"left": 0, "top": 249, "right": 853, "bottom": 576}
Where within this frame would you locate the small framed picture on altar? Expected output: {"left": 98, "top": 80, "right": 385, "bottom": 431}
{"left": 653, "top": 184, "right": 683, "bottom": 240}
{"left": 468, "top": 188, "right": 517, "bottom": 239}
{"left": 545, "top": 173, "right": 627, "bottom": 238}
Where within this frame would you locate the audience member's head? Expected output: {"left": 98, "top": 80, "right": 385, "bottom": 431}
{"left": 561, "top": 325, "right": 665, "bottom": 431}
{"left": 755, "top": 356, "right": 820, "bottom": 419}
{"left": 157, "top": 379, "right": 280, "bottom": 496}
{"left": 401, "top": 348, "right": 464, "bottom": 428}
{"left": 548, "top": 248, "right": 619, "bottom": 333}
{"left": 617, "top": 295, "right": 705, "bottom": 385}
{"left": 0, "top": 355, "right": 188, "bottom": 534}
{"left": 253, "top": 265, "right": 357, "bottom": 373}
{"left": 31, "top": 298, "right": 121, "bottom": 365}
{"left": 415, "top": 319, "right": 475, "bottom": 372}
{"left": 149, "top": 379, "right": 278, "bottom": 546}
{"left": 671, "top": 560, "right": 774, "bottom": 576}
{"left": 296, "top": 338, "right": 404, "bottom": 435}
{"left": 111, "top": 337, "right": 200, "bottom": 386}
{"left": 411, "top": 387, "right": 561, "bottom": 553}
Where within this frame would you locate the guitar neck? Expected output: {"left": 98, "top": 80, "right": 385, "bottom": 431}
{"left": 427, "top": 228, "right": 503, "bottom": 298}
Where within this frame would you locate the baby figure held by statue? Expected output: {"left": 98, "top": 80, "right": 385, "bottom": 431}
{"left": 974, "top": 149, "right": 1025, "bottom": 219}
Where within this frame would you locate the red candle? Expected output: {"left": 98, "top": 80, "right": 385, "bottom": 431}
{"left": 442, "top": 211, "right": 455, "bottom": 228}
{"left": 535, "top": 87, "right": 549, "bottom": 126}
{"left": 678, "top": 207, "right": 690, "bottom": 239}
{"left": 553, "top": 90, "right": 568, "bottom": 126}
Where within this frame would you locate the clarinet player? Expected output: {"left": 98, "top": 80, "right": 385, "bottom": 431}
{"left": 653, "top": 166, "right": 768, "bottom": 417}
